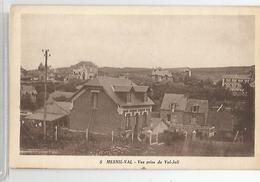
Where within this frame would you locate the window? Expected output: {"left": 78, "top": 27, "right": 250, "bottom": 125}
{"left": 192, "top": 105, "right": 199, "bottom": 113}
{"left": 127, "top": 92, "right": 132, "bottom": 103}
{"left": 167, "top": 114, "right": 171, "bottom": 121}
{"left": 125, "top": 114, "right": 131, "bottom": 130}
{"left": 191, "top": 115, "right": 197, "bottom": 124}
{"left": 91, "top": 92, "right": 98, "bottom": 109}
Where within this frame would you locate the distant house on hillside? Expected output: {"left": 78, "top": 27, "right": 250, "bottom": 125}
{"left": 151, "top": 68, "right": 172, "bottom": 82}
{"left": 69, "top": 76, "right": 154, "bottom": 137}
{"left": 183, "top": 67, "right": 192, "bottom": 77}
{"left": 171, "top": 67, "right": 192, "bottom": 77}
{"left": 70, "top": 61, "right": 98, "bottom": 80}
{"left": 222, "top": 74, "right": 251, "bottom": 96}
{"left": 160, "top": 93, "right": 210, "bottom": 135}
{"left": 21, "top": 67, "right": 39, "bottom": 82}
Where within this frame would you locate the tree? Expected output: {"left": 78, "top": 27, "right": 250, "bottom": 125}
{"left": 36, "top": 91, "right": 50, "bottom": 108}
{"left": 38, "top": 62, "right": 45, "bottom": 71}
{"left": 20, "top": 94, "right": 37, "bottom": 110}
{"left": 232, "top": 83, "right": 255, "bottom": 143}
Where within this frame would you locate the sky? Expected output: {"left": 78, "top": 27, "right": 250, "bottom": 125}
{"left": 21, "top": 15, "right": 255, "bottom": 70}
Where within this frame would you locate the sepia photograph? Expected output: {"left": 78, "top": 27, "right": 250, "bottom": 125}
{"left": 9, "top": 6, "right": 260, "bottom": 169}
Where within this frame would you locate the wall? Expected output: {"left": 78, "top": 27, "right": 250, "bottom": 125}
{"left": 160, "top": 109, "right": 206, "bottom": 126}
{"left": 160, "top": 109, "right": 184, "bottom": 124}
{"left": 183, "top": 112, "right": 206, "bottom": 126}
{"left": 69, "top": 88, "right": 124, "bottom": 135}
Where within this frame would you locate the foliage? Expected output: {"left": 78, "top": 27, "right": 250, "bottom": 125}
{"left": 20, "top": 94, "right": 37, "bottom": 110}
{"left": 36, "top": 91, "right": 50, "bottom": 108}
{"left": 232, "top": 83, "right": 255, "bottom": 142}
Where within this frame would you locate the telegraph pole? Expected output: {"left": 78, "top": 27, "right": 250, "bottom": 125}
{"left": 42, "top": 49, "right": 51, "bottom": 140}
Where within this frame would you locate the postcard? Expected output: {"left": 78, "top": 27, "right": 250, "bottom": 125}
{"left": 9, "top": 5, "right": 260, "bottom": 169}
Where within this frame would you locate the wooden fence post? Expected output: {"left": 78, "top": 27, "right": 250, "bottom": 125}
{"left": 112, "top": 131, "right": 114, "bottom": 144}
{"left": 149, "top": 132, "right": 152, "bottom": 145}
{"left": 156, "top": 133, "right": 159, "bottom": 144}
{"left": 132, "top": 131, "right": 134, "bottom": 143}
{"left": 55, "top": 125, "right": 58, "bottom": 141}
{"left": 86, "top": 128, "right": 89, "bottom": 142}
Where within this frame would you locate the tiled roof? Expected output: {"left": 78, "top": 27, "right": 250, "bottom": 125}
{"left": 35, "top": 101, "right": 71, "bottom": 115}
{"left": 185, "top": 99, "right": 208, "bottom": 114}
{"left": 73, "top": 76, "right": 154, "bottom": 107}
{"left": 133, "top": 86, "right": 149, "bottom": 92}
{"left": 55, "top": 102, "right": 72, "bottom": 113}
{"left": 112, "top": 85, "right": 149, "bottom": 93}
{"left": 25, "top": 112, "right": 65, "bottom": 122}
{"left": 47, "top": 91, "right": 74, "bottom": 102}
{"left": 160, "top": 93, "right": 187, "bottom": 111}
{"left": 25, "top": 101, "right": 71, "bottom": 121}
{"left": 160, "top": 93, "right": 208, "bottom": 114}
{"left": 112, "top": 85, "right": 132, "bottom": 92}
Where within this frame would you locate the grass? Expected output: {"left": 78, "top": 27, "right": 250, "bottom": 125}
{"left": 20, "top": 136, "right": 254, "bottom": 157}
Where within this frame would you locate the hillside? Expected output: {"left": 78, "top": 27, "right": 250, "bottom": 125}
{"left": 190, "top": 66, "right": 254, "bottom": 83}
{"left": 25, "top": 61, "right": 254, "bottom": 83}
{"left": 99, "top": 65, "right": 254, "bottom": 83}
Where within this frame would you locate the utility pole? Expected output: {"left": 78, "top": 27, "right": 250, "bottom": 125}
{"left": 42, "top": 49, "right": 51, "bottom": 140}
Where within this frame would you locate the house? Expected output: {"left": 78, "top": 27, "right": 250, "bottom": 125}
{"left": 69, "top": 76, "right": 154, "bottom": 137}
{"left": 160, "top": 94, "right": 188, "bottom": 124}
{"left": 222, "top": 74, "right": 251, "bottom": 96}
{"left": 160, "top": 93, "right": 209, "bottom": 135}
{"left": 145, "top": 118, "right": 168, "bottom": 145}
{"left": 151, "top": 68, "right": 172, "bottom": 82}
{"left": 20, "top": 85, "right": 37, "bottom": 103}
{"left": 71, "top": 61, "right": 98, "bottom": 80}
{"left": 183, "top": 67, "right": 192, "bottom": 77}
{"left": 24, "top": 101, "right": 72, "bottom": 138}
{"left": 171, "top": 67, "right": 192, "bottom": 77}
{"left": 184, "top": 98, "right": 209, "bottom": 126}
{"left": 38, "top": 70, "right": 56, "bottom": 82}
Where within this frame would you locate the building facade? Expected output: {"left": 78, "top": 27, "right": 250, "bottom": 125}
{"left": 69, "top": 76, "right": 154, "bottom": 136}
{"left": 71, "top": 61, "right": 98, "bottom": 80}
{"left": 151, "top": 68, "right": 172, "bottom": 82}
{"left": 160, "top": 93, "right": 209, "bottom": 133}
{"left": 222, "top": 74, "right": 251, "bottom": 96}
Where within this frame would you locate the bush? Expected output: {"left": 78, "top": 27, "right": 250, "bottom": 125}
{"left": 164, "top": 130, "right": 185, "bottom": 145}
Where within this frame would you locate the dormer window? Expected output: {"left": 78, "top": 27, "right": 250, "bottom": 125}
{"left": 192, "top": 105, "right": 199, "bottom": 113}
{"left": 170, "top": 103, "right": 176, "bottom": 112}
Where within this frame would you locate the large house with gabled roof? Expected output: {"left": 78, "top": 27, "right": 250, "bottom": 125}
{"left": 69, "top": 76, "right": 154, "bottom": 136}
